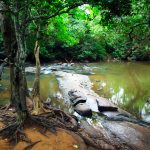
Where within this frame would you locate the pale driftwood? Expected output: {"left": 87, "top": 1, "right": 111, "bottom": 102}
{"left": 32, "top": 40, "right": 42, "bottom": 115}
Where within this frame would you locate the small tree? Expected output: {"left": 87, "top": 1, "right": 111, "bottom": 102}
{"left": 0, "top": 0, "right": 97, "bottom": 122}
{"left": 32, "top": 27, "right": 42, "bottom": 115}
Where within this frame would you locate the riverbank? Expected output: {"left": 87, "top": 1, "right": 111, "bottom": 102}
{"left": 0, "top": 121, "right": 94, "bottom": 150}
{"left": 0, "top": 69, "right": 150, "bottom": 150}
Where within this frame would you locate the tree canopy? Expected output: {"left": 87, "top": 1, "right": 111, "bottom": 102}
{"left": 1, "top": 0, "right": 149, "bottom": 62}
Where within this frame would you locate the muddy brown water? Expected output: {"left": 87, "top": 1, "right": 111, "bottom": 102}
{"left": 0, "top": 61, "right": 150, "bottom": 123}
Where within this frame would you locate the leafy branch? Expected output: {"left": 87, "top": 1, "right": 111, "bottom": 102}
{"left": 128, "top": 22, "right": 148, "bottom": 40}
{"left": 25, "top": 2, "right": 86, "bottom": 23}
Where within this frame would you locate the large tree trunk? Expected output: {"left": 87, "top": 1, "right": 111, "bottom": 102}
{"left": 0, "top": 1, "right": 29, "bottom": 122}
{"left": 12, "top": 14, "right": 28, "bottom": 122}
{"left": 0, "top": 6, "right": 16, "bottom": 104}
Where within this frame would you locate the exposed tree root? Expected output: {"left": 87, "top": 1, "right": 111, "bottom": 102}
{"left": 0, "top": 107, "right": 78, "bottom": 142}
{"left": 0, "top": 122, "right": 31, "bottom": 145}
{"left": 31, "top": 108, "right": 78, "bottom": 132}
{"left": 0, "top": 106, "right": 133, "bottom": 150}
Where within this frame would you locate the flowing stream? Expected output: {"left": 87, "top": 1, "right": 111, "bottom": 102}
{"left": 0, "top": 61, "right": 150, "bottom": 122}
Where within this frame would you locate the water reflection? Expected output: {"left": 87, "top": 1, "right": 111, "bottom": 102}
{"left": 89, "top": 62, "right": 150, "bottom": 122}
{"left": 0, "top": 62, "right": 150, "bottom": 122}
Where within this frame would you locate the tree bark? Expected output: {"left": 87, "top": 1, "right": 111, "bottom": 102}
{"left": 0, "top": 2, "right": 29, "bottom": 118}
{"left": 0, "top": 5, "right": 16, "bottom": 104}
{"left": 0, "top": 1, "right": 29, "bottom": 122}
{"left": 12, "top": 12, "right": 28, "bottom": 121}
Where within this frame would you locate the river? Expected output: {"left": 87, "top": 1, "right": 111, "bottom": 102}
{"left": 0, "top": 61, "right": 150, "bottom": 122}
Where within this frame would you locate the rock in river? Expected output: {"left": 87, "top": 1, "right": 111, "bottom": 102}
{"left": 68, "top": 90, "right": 87, "bottom": 106}
{"left": 74, "top": 103, "right": 92, "bottom": 117}
{"left": 96, "top": 99, "right": 118, "bottom": 112}
{"left": 102, "top": 120, "right": 150, "bottom": 150}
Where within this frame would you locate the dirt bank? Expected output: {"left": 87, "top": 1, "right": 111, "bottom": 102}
{"left": 0, "top": 121, "right": 95, "bottom": 150}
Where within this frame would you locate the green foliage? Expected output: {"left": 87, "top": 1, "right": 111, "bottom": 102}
{"left": 0, "top": 33, "right": 3, "bottom": 51}
{"left": 35, "top": 5, "right": 108, "bottom": 61}
{"left": 78, "top": 42, "right": 107, "bottom": 60}
{"left": 2, "top": 0, "right": 149, "bottom": 62}
{"left": 100, "top": 0, "right": 150, "bottom": 60}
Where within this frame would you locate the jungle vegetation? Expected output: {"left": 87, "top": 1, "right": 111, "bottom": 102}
{"left": 0, "top": 0, "right": 149, "bottom": 138}
{"left": 0, "top": 0, "right": 150, "bottom": 63}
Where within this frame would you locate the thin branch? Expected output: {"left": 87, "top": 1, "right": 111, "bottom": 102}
{"left": 25, "top": 2, "right": 87, "bottom": 24}
{"left": 0, "top": 58, "right": 8, "bottom": 64}
{"left": 17, "top": 0, "right": 33, "bottom": 13}
{"left": 128, "top": 22, "right": 148, "bottom": 40}
{"left": 21, "top": 1, "right": 100, "bottom": 30}
{"left": 0, "top": 58, "right": 14, "bottom": 65}
{"left": 0, "top": 1, "right": 15, "bottom": 15}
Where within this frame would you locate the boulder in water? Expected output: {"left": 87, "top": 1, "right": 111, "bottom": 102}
{"left": 72, "top": 97, "right": 87, "bottom": 106}
{"left": 68, "top": 90, "right": 87, "bottom": 106}
{"left": 25, "top": 67, "right": 36, "bottom": 73}
{"left": 74, "top": 103, "right": 92, "bottom": 117}
{"left": 102, "top": 121, "right": 150, "bottom": 150}
{"left": 96, "top": 99, "right": 118, "bottom": 112}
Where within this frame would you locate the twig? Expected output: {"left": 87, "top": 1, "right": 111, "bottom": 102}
{"left": 24, "top": 140, "right": 41, "bottom": 150}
